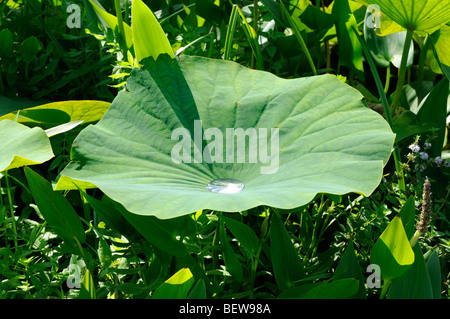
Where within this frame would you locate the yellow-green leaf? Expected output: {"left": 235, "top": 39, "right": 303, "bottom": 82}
{"left": 131, "top": 0, "right": 174, "bottom": 61}
{"left": 152, "top": 268, "right": 194, "bottom": 299}
{"left": 357, "top": 0, "right": 450, "bottom": 34}
{"left": 370, "top": 216, "right": 415, "bottom": 282}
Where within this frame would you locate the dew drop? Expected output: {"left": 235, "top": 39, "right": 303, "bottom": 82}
{"left": 207, "top": 178, "right": 245, "bottom": 194}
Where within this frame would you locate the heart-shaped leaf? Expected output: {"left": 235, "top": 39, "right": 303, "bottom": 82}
{"left": 370, "top": 216, "right": 415, "bottom": 282}
{"left": 57, "top": 55, "right": 394, "bottom": 219}
{"left": 387, "top": 244, "right": 433, "bottom": 299}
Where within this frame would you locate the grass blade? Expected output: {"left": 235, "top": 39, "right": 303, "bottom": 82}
{"left": 223, "top": 4, "right": 239, "bottom": 61}
{"left": 280, "top": 1, "right": 317, "bottom": 75}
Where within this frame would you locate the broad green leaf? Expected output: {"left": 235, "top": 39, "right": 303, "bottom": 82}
{"left": 415, "top": 78, "right": 449, "bottom": 157}
{"left": 270, "top": 213, "right": 305, "bottom": 290}
{"left": 370, "top": 216, "right": 415, "bottom": 282}
{"left": 131, "top": 0, "right": 174, "bottom": 62}
{"left": 302, "top": 278, "right": 360, "bottom": 299}
{"left": 79, "top": 190, "right": 138, "bottom": 241}
{"left": 152, "top": 268, "right": 194, "bottom": 299}
{"left": 89, "top": 0, "right": 133, "bottom": 49}
{"left": 393, "top": 78, "right": 448, "bottom": 149}
{"left": 398, "top": 196, "right": 416, "bottom": 239}
{"left": 332, "top": 242, "right": 365, "bottom": 298}
{"left": 387, "top": 244, "right": 433, "bottom": 299}
{"left": 427, "top": 25, "right": 450, "bottom": 75}
{"left": 300, "top": 4, "right": 335, "bottom": 40}
{"left": 115, "top": 202, "right": 188, "bottom": 257}
{"left": 277, "top": 278, "right": 360, "bottom": 298}
{"left": 0, "top": 120, "right": 54, "bottom": 172}
{"left": 57, "top": 55, "right": 394, "bottom": 219}
{"left": 0, "top": 100, "right": 111, "bottom": 129}
{"left": 426, "top": 251, "right": 441, "bottom": 299}
{"left": 187, "top": 279, "right": 207, "bottom": 299}
{"left": 364, "top": 7, "right": 414, "bottom": 68}
{"left": 0, "top": 29, "right": 13, "bottom": 57}
{"left": 220, "top": 220, "right": 244, "bottom": 281}
{"left": 0, "top": 95, "right": 48, "bottom": 117}
{"left": 357, "top": 0, "right": 450, "bottom": 35}
{"left": 24, "top": 167, "right": 86, "bottom": 252}
{"left": 20, "top": 36, "right": 42, "bottom": 64}
{"left": 223, "top": 216, "right": 260, "bottom": 255}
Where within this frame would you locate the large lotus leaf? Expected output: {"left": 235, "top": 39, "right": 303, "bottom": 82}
{"left": 57, "top": 55, "right": 394, "bottom": 219}
{"left": 0, "top": 119, "right": 54, "bottom": 172}
{"left": 427, "top": 25, "right": 450, "bottom": 76}
{"left": 356, "top": 0, "right": 450, "bottom": 35}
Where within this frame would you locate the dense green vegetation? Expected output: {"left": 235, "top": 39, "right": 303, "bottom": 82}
{"left": 0, "top": 0, "right": 449, "bottom": 300}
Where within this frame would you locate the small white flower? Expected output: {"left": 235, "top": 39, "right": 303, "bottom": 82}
{"left": 444, "top": 161, "right": 450, "bottom": 168}
{"left": 424, "top": 142, "right": 432, "bottom": 148}
{"left": 434, "top": 157, "right": 443, "bottom": 165}
{"left": 409, "top": 143, "right": 420, "bottom": 153}
{"left": 415, "top": 164, "right": 424, "bottom": 172}
{"left": 419, "top": 152, "right": 429, "bottom": 160}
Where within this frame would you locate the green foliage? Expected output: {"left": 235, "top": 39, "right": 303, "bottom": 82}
{"left": 0, "top": 0, "right": 449, "bottom": 300}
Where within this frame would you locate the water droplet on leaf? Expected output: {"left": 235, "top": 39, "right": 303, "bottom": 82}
{"left": 207, "top": 178, "right": 244, "bottom": 194}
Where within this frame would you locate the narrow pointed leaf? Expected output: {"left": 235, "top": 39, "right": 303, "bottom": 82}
{"left": 223, "top": 216, "right": 260, "bottom": 255}
{"left": 270, "top": 213, "right": 305, "bottom": 290}
{"left": 24, "top": 167, "right": 86, "bottom": 250}
{"left": 79, "top": 269, "right": 96, "bottom": 299}
{"left": 332, "top": 0, "right": 364, "bottom": 77}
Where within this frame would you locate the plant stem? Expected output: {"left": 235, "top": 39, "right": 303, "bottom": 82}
{"left": 4, "top": 171, "right": 18, "bottom": 249}
{"left": 251, "top": 1, "right": 258, "bottom": 69}
{"left": 114, "top": 0, "right": 127, "bottom": 57}
{"left": 212, "top": 213, "right": 221, "bottom": 282}
{"left": 280, "top": 1, "right": 317, "bottom": 75}
{"left": 352, "top": 26, "right": 405, "bottom": 191}
{"left": 390, "top": 28, "right": 414, "bottom": 111}
{"left": 384, "top": 64, "right": 390, "bottom": 94}
{"left": 380, "top": 279, "right": 392, "bottom": 299}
